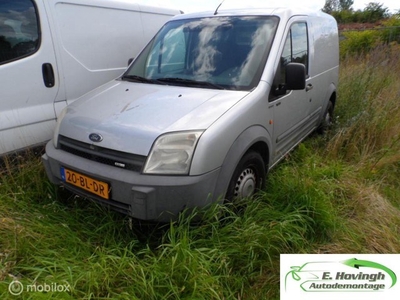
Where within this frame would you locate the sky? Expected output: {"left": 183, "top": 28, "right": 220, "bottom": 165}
{"left": 137, "top": 0, "right": 399, "bottom": 14}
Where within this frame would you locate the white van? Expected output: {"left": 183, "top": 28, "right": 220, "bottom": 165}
{"left": 43, "top": 7, "right": 339, "bottom": 221}
{"left": 0, "top": 0, "right": 180, "bottom": 155}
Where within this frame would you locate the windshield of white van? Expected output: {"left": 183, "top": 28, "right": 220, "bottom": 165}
{"left": 123, "top": 16, "right": 279, "bottom": 91}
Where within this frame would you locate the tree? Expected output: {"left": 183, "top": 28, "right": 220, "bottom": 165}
{"left": 339, "top": 0, "right": 354, "bottom": 11}
{"left": 363, "top": 2, "right": 390, "bottom": 22}
{"left": 322, "top": 0, "right": 390, "bottom": 24}
{"left": 323, "top": 0, "right": 353, "bottom": 13}
{"left": 322, "top": 0, "right": 339, "bottom": 13}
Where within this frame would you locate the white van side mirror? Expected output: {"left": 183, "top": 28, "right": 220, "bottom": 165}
{"left": 285, "top": 63, "right": 306, "bottom": 90}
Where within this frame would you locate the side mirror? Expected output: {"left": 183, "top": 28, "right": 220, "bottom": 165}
{"left": 285, "top": 63, "right": 306, "bottom": 90}
{"left": 128, "top": 58, "right": 134, "bottom": 66}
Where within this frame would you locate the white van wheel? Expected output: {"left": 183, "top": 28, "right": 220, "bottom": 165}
{"left": 226, "top": 151, "right": 266, "bottom": 201}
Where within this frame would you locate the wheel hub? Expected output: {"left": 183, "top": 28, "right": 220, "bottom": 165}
{"left": 234, "top": 168, "right": 256, "bottom": 198}
{"left": 325, "top": 111, "right": 332, "bottom": 125}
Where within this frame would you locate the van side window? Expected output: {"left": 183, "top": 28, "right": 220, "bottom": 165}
{"left": 269, "top": 22, "right": 308, "bottom": 101}
{"left": 291, "top": 23, "right": 308, "bottom": 70}
{"left": 0, "top": 0, "right": 39, "bottom": 65}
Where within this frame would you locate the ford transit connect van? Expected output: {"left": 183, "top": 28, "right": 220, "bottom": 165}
{"left": 0, "top": 0, "right": 180, "bottom": 155}
{"left": 42, "top": 7, "right": 339, "bottom": 221}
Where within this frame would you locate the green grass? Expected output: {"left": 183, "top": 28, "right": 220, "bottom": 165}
{"left": 1, "top": 44, "right": 400, "bottom": 299}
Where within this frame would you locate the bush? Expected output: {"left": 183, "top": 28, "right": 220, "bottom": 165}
{"left": 332, "top": 9, "right": 356, "bottom": 23}
{"left": 340, "top": 30, "right": 380, "bottom": 57}
{"left": 380, "top": 17, "right": 400, "bottom": 43}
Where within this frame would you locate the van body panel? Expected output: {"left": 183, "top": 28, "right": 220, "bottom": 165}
{"left": 0, "top": 0, "right": 180, "bottom": 155}
{"left": 209, "top": 124, "right": 273, "bottom": 200}
{"left": 50, "top": 2, "right": 144, "bottom": 104}
{"left": 189, "top": 81, "right": 273, "bottom": 175}
{"left": 43, "top": 144, "right": 220, "bottom": 221}
{"left": 43, "top": 8, "right": 339, "bottom": 221}
{"left": 59, "top": 81, "right": 248, "bottom": 156}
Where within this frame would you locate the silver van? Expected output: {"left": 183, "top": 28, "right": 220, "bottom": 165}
{"left": 42, "top": 7, "right": 339, "bottom": 221}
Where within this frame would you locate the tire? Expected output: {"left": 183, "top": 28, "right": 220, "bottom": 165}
{"left": 317, "top": 101, "right": 334, "bottom": 134}
{"left": 225, "top": 151, "right": 266, "bottom": 201}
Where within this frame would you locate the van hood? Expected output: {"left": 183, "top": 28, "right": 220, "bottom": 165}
{"left": 59, "top": 81, "right": 249, "bottom": 156}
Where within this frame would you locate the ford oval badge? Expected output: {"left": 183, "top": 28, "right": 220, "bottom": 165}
{"left": 89, "top": 133, "right": 103, "bottom": 143}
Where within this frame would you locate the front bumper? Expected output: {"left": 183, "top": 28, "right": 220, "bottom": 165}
{"left": 42, "top": 141, "right": 221, "bottom": 221}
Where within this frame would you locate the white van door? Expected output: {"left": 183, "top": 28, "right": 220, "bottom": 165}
{"left": 269, "top": 21, "right": 315, "bottom": 161}
{"left": 0, "top": 0, "right": 59, "bottom": 155}
{"left": 47, "top": 0, "right": 145, "bottom": 105}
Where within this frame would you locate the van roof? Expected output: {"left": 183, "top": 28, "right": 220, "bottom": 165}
{"left": 60, "top": 0, "right": 181, "bottom": 15}
{"left": 172, "top": 7, "right": 327, "bottom": 21}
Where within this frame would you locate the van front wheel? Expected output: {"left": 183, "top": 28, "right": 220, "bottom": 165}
{"left": 226, "top": 151, "right": 266, "bottom": 201}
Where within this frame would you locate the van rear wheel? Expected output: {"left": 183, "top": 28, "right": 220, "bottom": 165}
{"left": 226, "top": 151, "right": 266, "bottom": 201}
{"left": 317, "top": 101, "right": 334, "bottom": 134}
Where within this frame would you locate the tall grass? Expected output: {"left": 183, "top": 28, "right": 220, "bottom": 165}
{"left": 1, "top": 45, "right": 400, "bottom": 299}
{"left": 331, "top": 44, "right": 400, "bottom": 164}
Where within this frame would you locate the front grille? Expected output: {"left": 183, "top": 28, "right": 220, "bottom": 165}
{"left": 59, "top": 135, "right": 146, "bottom": 172}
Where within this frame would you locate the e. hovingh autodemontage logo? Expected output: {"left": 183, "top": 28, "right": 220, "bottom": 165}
{"left": 285, "top": 258, "right": 397, "bottom": 292}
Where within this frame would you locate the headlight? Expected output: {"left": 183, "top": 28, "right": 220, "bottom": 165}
{"left": 143, "top": 131, "right": 203, "bottom": 175}
{"left": 52, "top": 107, "right": 68, "bottom": 148}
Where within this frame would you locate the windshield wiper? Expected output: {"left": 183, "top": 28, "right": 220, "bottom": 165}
{"left": 157, "top": 77, "right": 224, "bottom": 90}
{"left": 121, "top": 75, "right": 165, "bottom": 85}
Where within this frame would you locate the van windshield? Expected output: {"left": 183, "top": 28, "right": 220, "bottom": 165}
{"left": 123, "top": 16, "right": 279, "bottom": 91}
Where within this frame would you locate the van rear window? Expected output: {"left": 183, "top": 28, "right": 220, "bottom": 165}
{"left": 124, "top": 16, "right": 279, "bottom": 91}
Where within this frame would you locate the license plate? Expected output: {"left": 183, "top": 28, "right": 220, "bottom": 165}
{"left": 60, "top": 167, "right": 110, "bottom": 200}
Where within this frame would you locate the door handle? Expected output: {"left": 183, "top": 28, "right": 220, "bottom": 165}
{"left": 306, "top": 83, "right": 313, "bottom": 92}
{"left": 42, "top": 63, "right": 55, "bottom": 88}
